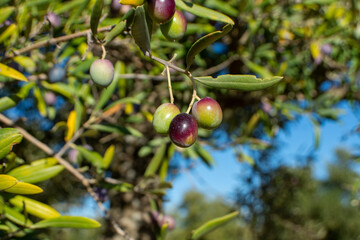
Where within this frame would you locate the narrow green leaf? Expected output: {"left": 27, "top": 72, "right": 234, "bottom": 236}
{"left": 90, "top": 124, "right": 143, "bottom": 137}
{"left": 74, "top": 100, "right": 84, "bottom": 131}
{"left": 0, "top": 128, "right": 23, "bottom": 160}
{"left": 0, "top": 96, "right": 19, "bottom": 113}
{"left": 94, "top": 61, "right": 121, "bottom": 112}
{"left": 0, "top": 63, "right": 27, "bottom": 82}
{"left": 4, "top": 182, "right": 43, "bottom": 195}
{"left": 144, "top": 144, "right": 167, "bottom": 176}
{"left": 4, "top": 206, "right": 33, "bottom": 227}
{"left": 243, "top": 60, "right": 273, "bottom": 78}
{"left": 41, "top": 82, "right": 75, "bottom": 99}
{"left": 105, "top": 97, "right": 141, "bottom": 110}
{"left": 175, "top": 0, "right": 234, "bottom": 25}
{"left": 131, "top": 6, "right": 151, "bottom": 54}
{"left": 0, "top": 224, "right": 10, "bottom": 231}
{"left": 0, "top": 7, "right": 14, "bottom": 25}
{"left": 104, "top": 8, "right": 135, "bottom": 45}
{"left": 34, "top": 87, "right": 47, "bottom": 117}
{"left": 190, "top": 211, "right": 239, "bottom": 240}
{"left": 8, "top": 165, "right": 65, "bottom": 184}
{"left": 73, "top": 145, "right": 103, "bottom": 169}
{"left": 102, "top": 145, "right": 115, "bottom": 169}
{"left": 31, "top": 216, "right": 101, "bottom": 229}
{"left": 186, "top": 24, "right": 232, "bottom": 69}
{"left": 10, "top": 196, "right": 61, "bottom": 220}
{"left": 90, "top": 0, "right": 104, "bottom": 36}
{"left": 0, "top": 174, "right": 17, "bottom": 191}
{"left": 194, "top": 74, "right": 283, "bottom": 91}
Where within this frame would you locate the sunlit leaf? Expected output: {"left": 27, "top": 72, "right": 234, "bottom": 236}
{"left": 194, "top": 74, "right": 283, "bottom": 91}
{"left": 73, "top": 145, "right": 103, "bottom": 168}
{"left": 10, "top": 195, "right": 61, "bottom": 220}
{"left": 0, "top": 23, "right": 16, "bottom": 43}
{"left": 102, "top": 145, "right": 115, "bottom": 169}
{"left": 31, "top": 216, "right": 101, "bottom": 229}
{"left": 0, "top": 174, "right": 17, "bottom": 191}
{"left": 190, "top": 211, "right": 239, "bottom": 239}
{"left": 34, "top": 87, "right": 47, "bottom": 117}
{"left": 65, "top": 110, "right": 76, "bottom": 141}
{"left": 4, "top": 206, "right": 33, "bottom": 227}
{"left": 8, "top": 165, "right": 65, "bottom": 184}
{"left": 175, "top": 0, "right": 234, "bottom": 25}
{"left": 0, "top": 63, "right": 27, "bottom": 82}
{"left": 13, "top": 56, "right": 36, "bottom": 73}
{"left": 186, "top": 24, "right": 232, "bottom": 69}
{"left": 5, "top": 182, "right": 43, "bottom": 195}
{"left": 0, "top": 6, "right": 14, "bottom": 25}
{"left": 0, "top": 128, "right": 23, "bottom": 160}
{"left": 119, "top": 0, "right": 144, "bottom": 6}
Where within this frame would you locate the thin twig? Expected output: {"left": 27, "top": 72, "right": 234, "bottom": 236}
{"left": 186, "top": 76, "right": 198, "bottom": 114}
{"left": 166, "top": 66, "right": 174, "bottom": 104}
{"left": 2, "top": 25, "right": 115, "bottom": 61}
{"left": 0, "top": 113, "right": 134, "bottom": 240}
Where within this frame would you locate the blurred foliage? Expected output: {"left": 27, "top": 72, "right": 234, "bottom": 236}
{"left": 236, "top": 148, "right": 360, "bottom": 240}
{"left": 166, "top": 191, "right": 250, "bottom": 240}
{"left": 0, "top": 0, "right": 359, "bottom": 239}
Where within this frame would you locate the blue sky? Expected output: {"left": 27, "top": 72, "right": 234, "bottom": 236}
{"left": 164, "top": 101, "right": 360, "bottom": 211}
{"left": 60, "top": 101, "right": 359, "bottom": 217}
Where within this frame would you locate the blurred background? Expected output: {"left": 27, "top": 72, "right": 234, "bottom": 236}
{"left": 0, "top": 0, "right": 360, "bottom": 239}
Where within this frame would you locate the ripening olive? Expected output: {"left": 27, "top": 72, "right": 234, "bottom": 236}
{"left": 192, "top": 97, "right": 222, "bottom": 130}
{"left": 146, "top": 0, "right": 175, "bottom": 24}
{"left": 160, "top": 10, "right": 187, "bottom": 41}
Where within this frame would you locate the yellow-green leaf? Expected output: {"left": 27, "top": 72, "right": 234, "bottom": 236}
{"left": 175, "top": 0, "right": 234, "bottom": 25}
{"left": 190, "top": 211, "right": 239, "bottom": 239}
{"left": 4, "top": 206, "right": 33, "bottom": 227}
{"left": 0, "top": 128, "right": 23, "bottom": 159}
{"left": 0, "top": 7, "right": 15, "bottom": 25}
{"left": 5, "top": 182, "right": 43, "bottom": 195}
{"left": 65, "top": 110, "right": 76, "bottom": 141}
{"left": 0, "top": 23, "right": 16, "bottom": 43}
{"left": 10, "top": 196, "right": 61, "bottom": 220}
{"left": 103, "top": 145, "right": 115, "bottom": 169}
{"left": 31, "top": 216, "right": 101, "bottom": 229}
{"left": 0, "top": 63, "right": 27, "bottom": 82}
{"left": 13, "top": 56, "right": 36, "bottom": 73}
{"left": 0, "top": 174, "right": 17, "bottom": 191}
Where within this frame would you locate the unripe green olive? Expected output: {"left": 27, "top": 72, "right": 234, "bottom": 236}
{"left": 160, "top": 10, "right": 187, "bottom": 41}
{"left": 152, "top": 103, "right": 180, "bottom": 134}
{"left": 90, "top": 59, "right": 114, "bottom": 87}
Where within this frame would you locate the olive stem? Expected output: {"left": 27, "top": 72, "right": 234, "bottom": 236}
{"left": 166, "top": 66, "right": 174, "bottom": 104}
{"left": 195, "top": 95, "right": 201, "bottom": 101}
{"left": 101, "top": 44, "right": 106, "bottom": 59}
{"left": 186, "top": 75, "right": 198, "bottom": 114}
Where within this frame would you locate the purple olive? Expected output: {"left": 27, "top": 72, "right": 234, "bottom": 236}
{"left": 46, "top": 12, "right": 61, "bottom": 28}
{"left": 146, "top": 0, "right": 175, "bottom": 24}
{"left": 169, "top": 113, "right": 198, "bottom": 148}
{"left": 153, "top": 103, "right": 180, "bottom": 134}
{"left": 90, "top": 59, "right": 114, "bottom": 87}
{"left": 160, "top": 10, "right": 187, "bottom": 41}
{"left": 192, "top": 97, "right": 222, "bottom": 130}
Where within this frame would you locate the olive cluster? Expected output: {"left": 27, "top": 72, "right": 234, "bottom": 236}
{"left": 147, "top": 0, "right": 187, "bottom": 41}
{"left": 152, "top": 97, "right": 223, "bottom": 148}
